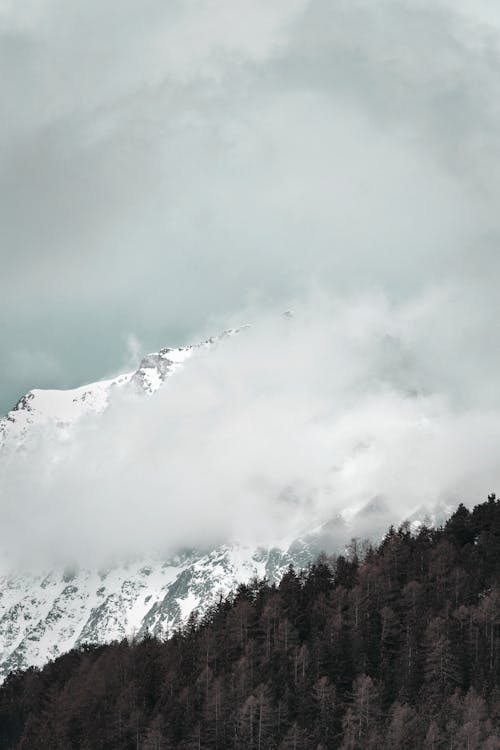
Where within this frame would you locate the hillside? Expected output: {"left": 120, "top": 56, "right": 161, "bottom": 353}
{"left": 0, "top": 496, "right": 499, "bottom": 749}
{"left": 0, "top": 324, "right": 447, "bottom": 684}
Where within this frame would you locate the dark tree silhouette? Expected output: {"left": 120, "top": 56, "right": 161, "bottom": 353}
{"left": 1, "top": 495, "right": 500, "bottom": 749}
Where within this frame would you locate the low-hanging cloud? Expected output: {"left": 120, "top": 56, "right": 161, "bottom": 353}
{"left": 2, "top": 291, "right": 499, "bottom": 566}
{"left": 1, "top": 0, "right": 500, "bottom": 565}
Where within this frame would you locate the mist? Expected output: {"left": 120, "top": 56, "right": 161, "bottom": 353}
{"left": 1, "top": 290, "right": 499, "bottom": 566}
{"left": 1, "top": 0, "right": 500, "bottom": 565}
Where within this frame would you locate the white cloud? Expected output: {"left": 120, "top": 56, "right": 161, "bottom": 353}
{"left": 1, "top": 0, "right": 500, "bottom": 563}
{"left": 2, "top": 292, "right": 499, "bottom": 565}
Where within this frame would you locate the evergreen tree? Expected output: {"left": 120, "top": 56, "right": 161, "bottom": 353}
{"left": 1, "top": 496, "right": 500, "bottom": 750}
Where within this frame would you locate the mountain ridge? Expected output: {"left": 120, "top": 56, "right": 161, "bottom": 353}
{"left": 0, "top": 328, "right": 335, "bottom": 682}
{"left": 0, "top": 327, "right": 451, "bottom": 683}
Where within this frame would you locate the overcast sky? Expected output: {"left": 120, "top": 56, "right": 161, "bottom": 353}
{"left": 1, "top": 0, "right": 500, "bottom": 413}
{"left": 2, "top": 0, "right": 500, "bottom": 564}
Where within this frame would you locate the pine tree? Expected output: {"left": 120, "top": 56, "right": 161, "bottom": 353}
{"left": 340, "top": 675, "right": 381, "bottom": 750}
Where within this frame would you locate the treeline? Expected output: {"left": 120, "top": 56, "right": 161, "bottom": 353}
{"left": 1, "top": 497, "right": 500, "bottom": 749}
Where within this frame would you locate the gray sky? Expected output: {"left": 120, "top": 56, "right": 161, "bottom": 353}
{"left": 2, "top": 0, "right": 500, "bottom": 564}
{"left": 1, "top": 0, "right": 500, "bottom": 414}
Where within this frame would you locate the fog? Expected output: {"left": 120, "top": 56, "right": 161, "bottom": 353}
{"left": 1, "top": 291, "right": 499, "bottom": 565}
{"left": 1, "top": 0, "right": 500, "bottom": 564}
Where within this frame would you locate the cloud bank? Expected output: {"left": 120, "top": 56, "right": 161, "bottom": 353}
{"left": 2, "top": 292, "right": 499, "bottom": 565}
{"left": 1, "top": 0, "right": 500, "bottom": 564}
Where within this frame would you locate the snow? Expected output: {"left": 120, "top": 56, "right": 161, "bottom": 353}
{"left": 0, "top": 328, "right": 256, "bottom": 454}
{"left": 0, "top": 543, "right": 301, "bottom": 682}
{"left": 138, "top": 367, "right": 163, "bottom": 393}
{"left": 177, "top": 591, "right": 200, "bottom": 620}
{"left": 0, "top": 372, "right": 136, "bottom": 452}
{"left": 0, "top": 325, "right": 304, "bottom": 682}
{"left": 159, "top": 347, "right": 193, "bottom": 364}
{"left": 0, "top": 338, "right": 211, "bottom": 451}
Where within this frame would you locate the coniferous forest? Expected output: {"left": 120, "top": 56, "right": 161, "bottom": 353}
{"left": 1, "top": 497, "right": 500, "bottom": 749}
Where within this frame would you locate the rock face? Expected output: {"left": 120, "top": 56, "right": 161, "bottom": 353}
{"left": 0, "top": 539, "right": 327, "bottom": 682}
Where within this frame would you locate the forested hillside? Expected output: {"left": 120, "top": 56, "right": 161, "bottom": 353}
{"left": 1, "top": 497, "right": 500, "bottom": 749}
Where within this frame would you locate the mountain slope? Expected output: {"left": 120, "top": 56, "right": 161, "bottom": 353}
{"left": 0, "top": 328, "right": 450, "bottom": 683}
{"left": 0, "top": 329, "right": 330, "bottom": 682}
{"left": 0, "top": 543, "right": 307, "bottom": 682}
{"left": 0, "top": 342, "right": 201, "bottom": 452}
{"left": 1, "top": 499, "right": 499, "bottom": 750}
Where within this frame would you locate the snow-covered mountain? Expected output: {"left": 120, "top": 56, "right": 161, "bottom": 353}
{"left": 0, "top": 333, "right": 221, "bottom": 452}
{"left": 0, "top": 328, "right": 336, "bottom": 682}
{"left": 0, "top": 541, "right": 321, "bottom": 683}
{"left": 0, "top": 329, "right": 449, "bottom": 683}
{"left": 0, "top": 325, "right": 258, "bottom": 453}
